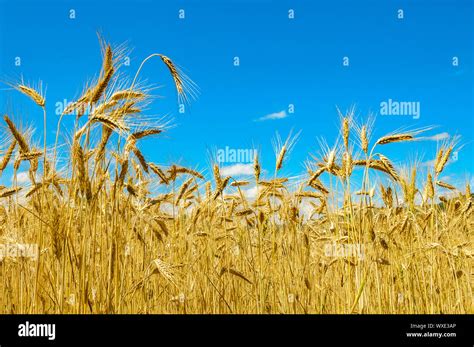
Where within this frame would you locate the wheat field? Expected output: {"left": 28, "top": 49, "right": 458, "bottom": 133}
{"left": 0, "top": 39, "right": 472, "bottom": 314}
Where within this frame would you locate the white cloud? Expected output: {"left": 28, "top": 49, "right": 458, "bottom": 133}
{"left": 242, "top": 186, "right": 258, "bottom": 199}
{"left": 439, "top": 175, "right": 452, "bottom": 182}
{"left": 14, "top": 172, "right": 30, "bottom": 184}
{"left": 254, "top": 110, "right": 288, "bottom": 122}
{"left": 421, "top": 159, "right": 435, "bottom": 168}
{"left": 160, "top": 202, "right": 174, "bottom": 215}
{"left": 426, "top": 132, "right": 450, "bottom": 141}
{"left": 220, "top": 163, "right": 253, "bottom": 176}
{"left": 300, "top": 200, "right": 314, "bottom": 220}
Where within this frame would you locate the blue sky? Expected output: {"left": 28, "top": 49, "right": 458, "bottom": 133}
{"left": 0, "top": 0, "right": 473, "bottom": 187}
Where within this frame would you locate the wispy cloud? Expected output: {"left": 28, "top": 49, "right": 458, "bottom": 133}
{"left": 425, "top": 132, "right": 450, "bottom": 142}
{"left": 254, "top": 110, "right": 288, "bottom": 122}
{"left": 220, "top": 163, "right": 253, "bottom": 176}
{"left": 421, "top": 159, "right": 436, "bottom": 168}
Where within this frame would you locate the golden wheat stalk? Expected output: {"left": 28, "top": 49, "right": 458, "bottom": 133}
{"left": 295, "top": 191, "right": 325, "bottom": 200}
{"left": 176, "top": 178, "right": 193, "bottom": 204}
{"left": 158, "top": 55, "right": 184, "bottom": 95}
{"left": 90, "top": 67, "right": 115, "bottom": 104}
{"left": 436, "top": 180, "right": 456, "bottom": 191}
{"left": 102, "top": 44, "right": 113, "bottom": 73}
{"left": 25, "top": 183, "right": 44, "bottom": 198}
{"left": 16, "top": 84, "right": 45, "bottom": 107}
{"left": 149, "top": 163, "right": 169, "bottom": 185}
{"left": 235, "top": 208, "right": 254, "bottom": 216}
{"left": 253, "top": 153, "right": 261, "bottom": 183}
{"left": 95, "top": 127, "right": 113, "bottom": 163}
{"left": 342, "top": 117, "right": 350, "bottom": 150}
{"left": 276, "top": 145, "right": 287, "bottom": 172}
{"left": 231, "top": 180, "right": 249, "bottom": 187}
{"left": 341, "top": 151, "right": 353, "bottom": 178}
{"left": 425, "top": 173, "right": 435, "bottom": 200}
{"left": 325, "top": 149, "right": 339, "bottom": 175}
{"left": 116, "top": 159, "right": 129, "bottom": 188}
{"left": 377, "top": 154, "right": 400, "bottom": 181}
{"left": 213, "top": 164, "right": 222, "bottom": 188}
{"left": 73, "top": 141, "right": 92, "bottom": 200}
{"left": 132, "top": 147, "right": 149, "bottom": 173}
{"left": 173, "top": 166, "right": 204, "bottom": 180}
{"left": 91, "top": 114, "right": 129, "bottom": 132}
{"left": 376, "top": 133, "right": 413, "bottom": 145}
{"left": 435, "top": 146, "right": 453, "bottom": 175}
{"left": 0, "top": 140, "right": 17, "bottom": 171}
{"left": 361, "top": 125, "right": 368, "bottom": 155}
{"left": 0, "top": 186, "right": 22, "bottom": 198}
{"left": 259, "top": 177, "right": 288, "bottom": 185}
{"left": 308, "top": 177, "right": 329, "bottom": 195}
{"left": 308, "top": 167, "right": 326, "bottom": 184}
{"left": 110, "top": 101, "right": 141, "bottom": 119}
{"left": 130, "top": 129, "right": 162, "bottom": 140}
{"left": 93, "top": 100, "right": 119, "bottom": 115}
{"left": 19, "top": 150, "right": 43, "bottom": 161}
{"left": 151, "top": 258, "right": 179, "bottom": 288}
{"left": 3, "top": 115, "right": 30, "bottom": 153}
{"left": 219, "top": 267, "right": 252, "bottom": 285}
{"left": 111, "top": 90, "right": 146, "bottom": 101}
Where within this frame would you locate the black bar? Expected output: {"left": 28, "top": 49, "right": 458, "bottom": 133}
{"left": 0, "top": 314, "right": 472, "bottom": 346}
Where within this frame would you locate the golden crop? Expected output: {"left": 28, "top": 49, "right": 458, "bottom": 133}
{"left": 0, "top": 39, "right": 472, "bottom": 314}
